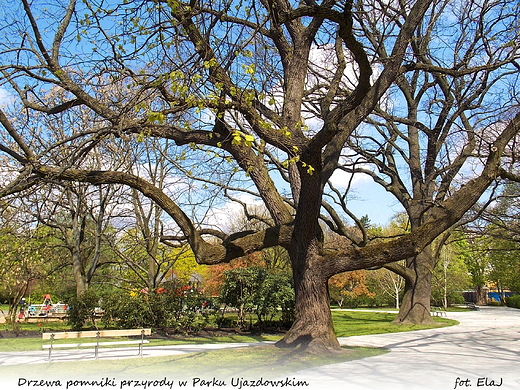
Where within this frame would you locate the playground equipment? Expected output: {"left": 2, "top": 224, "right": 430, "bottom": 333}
{"left": 27, "top": 294, "right": 68, "bottom": 318}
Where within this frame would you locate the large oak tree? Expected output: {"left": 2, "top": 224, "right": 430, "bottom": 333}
{"left": 1, "top": 0, "right": 519, "bottom": 352}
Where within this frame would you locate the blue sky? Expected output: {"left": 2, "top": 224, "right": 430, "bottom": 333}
{"left": 0, "top": 82, "right": 401, "bottom": 229}
{"left": 342, "top": 180, "right": 403, "bottom": 226}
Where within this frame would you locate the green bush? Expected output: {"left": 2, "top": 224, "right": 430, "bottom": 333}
{"left": 448, "top": 292, "right": 466, "bottom": 305}
{"left": 101, "top": 292, "right": 163, "bottom": 329}
{"left": 67, "top": 290, "right": 102, "bottom": 330}
{"left": 256, "top": 273, "right": 294, "bottom": 326}
{"left": 505, "top": 295, "right": 520, "bottom": 309}
{"left": 364, "top": 293, "right": 397, "bottom": 308}
{"left": 337, "top": 293, "right": 395, "bottom": 308}
{"left": 101, "top": 286, "right": 213, "bottom": 331}
{"left": 219, "top": 267, "right": 294, "bottom": 329}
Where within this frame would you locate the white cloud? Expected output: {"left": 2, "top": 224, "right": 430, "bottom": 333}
{"left": 329, "top": 168, "right": 371, "bottom": 191}
{"left": 328, "top": 155, "right": 373, "bottom": 190}
{"left": 0, "top": 87, "right": 14, "bottom": 108}
{"left": 203, "top": 193, "right": 264, "bottom": 232}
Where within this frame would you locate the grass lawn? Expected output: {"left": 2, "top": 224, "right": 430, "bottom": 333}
{"left": 0, "top": 333, "right": 282, "bottom": 352}
{"left": 332, "top": 310, "right": 456, "bottom": 337}
{"left": 0, "top": 344, "right": 386, "bottom": 381}
{"left": 0, "top": 309, "right": 459, "bottom": 382}
{"left": 0, "top": 310, "right": 457, "bottom": 352}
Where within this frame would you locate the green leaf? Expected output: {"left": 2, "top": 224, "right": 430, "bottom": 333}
{"left": 244, "top": 134, "right": 255, "bottom": 147}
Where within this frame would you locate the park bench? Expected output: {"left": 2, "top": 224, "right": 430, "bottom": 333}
{"left": 431, "top": 307, "right": 447, "bottom": 317}
{"left": 42, "top": 328, "right": 151, "bottom": 361}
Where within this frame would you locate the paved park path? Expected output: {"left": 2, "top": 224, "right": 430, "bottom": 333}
{"left": 297, "top": 306, "right": 520, "bottom": 390}
{"left": 0, "top": 306, "right": 518, "bottom": 390}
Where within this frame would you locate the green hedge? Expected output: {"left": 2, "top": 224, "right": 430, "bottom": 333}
{"left": 505, "top": 295, "right": 520, "bottom": 309}
{"left": 66, "top": 286, "right": 213, "bottom": 331}
{"left": 101, "top": 287, "right": 212, "bottom": 331}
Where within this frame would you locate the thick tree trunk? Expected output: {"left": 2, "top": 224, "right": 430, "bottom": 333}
{"left": 71, "top": 206, "right": 89, "bottom": 297}
{"left": 276, "top": 161, "right": 341, "bottom": 353}
{"left": 475, "top": 285, "right": 488, "bottom": 306}
{"left": 393, "top": 250, "right": 435, "bottom": 324}
{"left": 72, "top": 248, "right": 88, "bottom": 297}
{"left": 276, "top": 263, "right": 340, "bottom": 353}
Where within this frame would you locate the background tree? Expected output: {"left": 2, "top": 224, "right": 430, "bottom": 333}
{"left": 114, "top": 137, "right": 192, "bottom": 290}
{"left": 463, "top": 181, "right": 520, "bottom": 300}
{"left": 333, "top": 0, "right": 520, "bottom": 323}
{"left": 329, "top": 270, "right": 374, "bottom": 308}
{"left": 219, "top": 266, "right": 294, "bottom": 328}
{"left": 38, "top": 182, "right": 117, "bottom": 296}
{"left": 0, "top": 225, "right": 60, "bottom": 324}
{"left": 1, "top": 0, "right": 519, "bottom": 353}
{"left": 486, "top": 240, "right": 520, "bottom": 300}
{"left": 368, "top": 266, "right": 405, "bottom": 309}
{"left": 0, "top": 84, "right": 128, "bottom": 296}
{"left": 431, "top": 241, "right": 471, "bottom": 308}
{"left": 463, "top": 235, "right": 492, "bottom": 305}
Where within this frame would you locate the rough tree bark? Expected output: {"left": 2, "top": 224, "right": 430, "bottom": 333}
{"left": 393, "top": 250, "right": 436, "bottom": 324}
{"left": 278, "top": 264, "right": 340, "bottom": 352}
